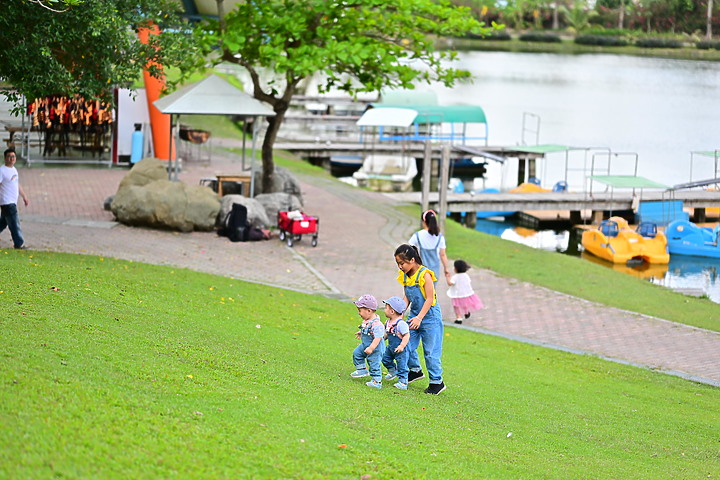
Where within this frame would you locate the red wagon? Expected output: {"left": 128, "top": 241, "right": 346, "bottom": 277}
{"left": 277, "top": 211, "right": 319, "bottom": 247}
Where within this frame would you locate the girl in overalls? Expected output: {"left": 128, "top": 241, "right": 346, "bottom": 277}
{"left": 394, "top": 244, "right": 446, "bottom": 395}
{"left": 350, "top": 294, "right": 386, "bottom": 389}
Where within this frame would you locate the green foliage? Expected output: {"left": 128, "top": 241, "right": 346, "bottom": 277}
{"left": 575, "top": 34, "right": 629, "bottom": 46}
{"left": 635, "top": 37, "right": 684, "bottom": 48}
{"left": 1, "top": 251, "right": 719, "bottom": 478}
{"left": 518, "top": 32, "right": 562, "bottom": 42}
{"left": 193, "top": 0, "right": 491, "bottom": 193}
{"left": 560, "top": 1, "right": 598, "bottom": 32}
{"left": 0, "top": 0, "right": 199, "bottom": 107}
{"left": 696, "top": 39, "right": 720, "bottom": 49}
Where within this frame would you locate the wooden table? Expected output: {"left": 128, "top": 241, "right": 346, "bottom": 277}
{"left": 4, "top": 125, "right": 23, "bottom": 146}
{"left": 215, "top": 174, "right": 252, "bottom": 197}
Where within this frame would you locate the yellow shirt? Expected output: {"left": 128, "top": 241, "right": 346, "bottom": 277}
{"left": 396, "top": 267, "right": 438, "bottom": 305}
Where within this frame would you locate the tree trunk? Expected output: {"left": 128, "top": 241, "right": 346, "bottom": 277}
{"left": 618, "top": 0, "right": 625, "bottom": 30}
{"left": 261, "top": 107, "right": 287, "bottom": 194}
{"left": 708, "top": 0, "right": 714, "bottom": 40}
{"left": 552, "top": 3, "right": 559, "bottom": 30}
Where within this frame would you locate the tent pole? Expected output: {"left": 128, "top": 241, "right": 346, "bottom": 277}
{"left": 249, "top": 116, "right": 259, "bottom": 197}
{"left": 167, "top": 114, "right": 173, "bottom": 180}
{"left": 241, "top": 119, "right": 247, "bottom": 170}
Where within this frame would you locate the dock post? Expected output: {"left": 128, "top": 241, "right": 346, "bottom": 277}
{"left": 694, "top": 207, "right": 707, "bottom": 223}
{"left": 421, "top": 140, "right": 432, "bottom": 213}
{"left": 570, "top": 210, "right": 582, "bottom": 225}
{"left": 438, "top": 144, "right": 450, "bottom": 233}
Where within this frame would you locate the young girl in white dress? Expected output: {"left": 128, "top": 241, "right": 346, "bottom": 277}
{"left": 447, "top": 259, "right": 484, "bottom": 324}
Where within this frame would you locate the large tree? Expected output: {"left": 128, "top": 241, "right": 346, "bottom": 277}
{"left": 197, "top": 0, "right": 490, "bottom": 193}
{"left": 0, "top": 0, "right": 197, "bottom": 109}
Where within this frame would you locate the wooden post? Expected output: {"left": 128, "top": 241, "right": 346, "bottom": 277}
{"left": 421, "top": 140, "right": 432, "bottom": 213}
{"left": 438, "top": 144, "right": 450, "bottom": 233}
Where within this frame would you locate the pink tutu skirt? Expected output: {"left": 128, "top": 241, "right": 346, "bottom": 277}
{"left": 451, "top": 294, "right": 484, "bottom": 317}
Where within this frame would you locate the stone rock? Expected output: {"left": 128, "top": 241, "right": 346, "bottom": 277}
{"left": 118, "top": 157, "right": 167, "bottom": 190}
{"left": 217, "top": 195, "right": 271, "bottom": 229}
{"left": 103, "top": 195, "right": 114, "bottom": 211}
{"left": 111, "top": 172, "right": 220, "bottom": 232}
{"left": 252, "top": 166, "right": 303, "bottom": 203}
{"left": 254, "top": 192, "right": 303, "bottom": 223}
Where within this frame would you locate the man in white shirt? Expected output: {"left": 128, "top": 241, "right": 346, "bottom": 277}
{"left": 0, "top": 148, "right": 29, "bottom": 249}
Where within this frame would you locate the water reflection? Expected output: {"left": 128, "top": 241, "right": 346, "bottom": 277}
{"left": 474, "top": 217, "right": 720, "bottom": 303}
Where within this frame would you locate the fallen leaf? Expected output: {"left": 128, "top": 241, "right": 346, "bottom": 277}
{"left": 50, "top": 286, "right": 59, "bottom": 291}
{"left": 338, "top": 444, "right": 347, "bottom": 449}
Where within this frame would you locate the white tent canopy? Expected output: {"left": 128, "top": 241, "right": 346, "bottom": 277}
{"left": 154, "top": 74, "right": 275, "bottom": 117}
{"left": 153, "top": 75, "right": 275, "bottom": 192}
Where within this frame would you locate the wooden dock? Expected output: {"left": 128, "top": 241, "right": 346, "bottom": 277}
{"left": 384, "top": 190, "right": 720, "bottom": 227}
{"left": 273, "top": 141, "right": 542, "bottom": 163}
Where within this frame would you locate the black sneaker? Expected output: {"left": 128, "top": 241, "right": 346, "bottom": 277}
{"left": 424, "top": 382, "right": 446, "bottom": 395}
{"left": 454, "top": 319, "right": 463, "bottom": 324}
{"left": 407, "top": 370, "right": 425, "bottom": 383}
{"left": 464, "top": 312, "right": 471, "bottom": 319}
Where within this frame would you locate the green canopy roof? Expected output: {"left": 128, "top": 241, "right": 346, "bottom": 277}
{"left": 371, "top": 104, "right": 487, "bottom": 124}
{"left": 591, "top": 175, "right": 668, "bottom": 189}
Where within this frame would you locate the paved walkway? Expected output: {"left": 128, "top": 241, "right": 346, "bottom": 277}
{"left": 8, "top": 145, "right": 720, "bottom": 387}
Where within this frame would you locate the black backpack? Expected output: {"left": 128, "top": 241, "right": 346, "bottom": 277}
{"left": 219, "top": 203, "right": 250, "bottom": 242}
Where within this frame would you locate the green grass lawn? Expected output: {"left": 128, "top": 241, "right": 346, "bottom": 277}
{"left": 1, "top": 251, "right": 718, "bottom": 479}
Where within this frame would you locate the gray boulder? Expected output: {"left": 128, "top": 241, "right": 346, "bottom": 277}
{"left": 111, "top": 158, "right": 220, "bottom": 232}
{"left": 252, "top": 166, "right": 303, "bottom": 203}
{"left": 254, "top": 192, "right": 303, "bottom": 223}
{"left": 217, "top": 195, "right": 270, "bottom": 229}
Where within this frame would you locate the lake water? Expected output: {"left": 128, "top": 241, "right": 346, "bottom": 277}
{"left": 431, "top": 51, "right": 720, "bottom": 190}
{"left": 435, "top": 52, "right": 720, "bottom": 303}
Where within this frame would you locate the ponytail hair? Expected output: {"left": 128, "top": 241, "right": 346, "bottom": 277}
{"left": 422, "top": 209, "right": 440, "bottom": 236}
{"left": 395, "top": 243, "right": 423, "bottom": 266}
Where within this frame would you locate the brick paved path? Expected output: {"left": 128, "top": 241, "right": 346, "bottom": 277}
{"left": 8, "top": 149, "right": 720, "bottom": 387}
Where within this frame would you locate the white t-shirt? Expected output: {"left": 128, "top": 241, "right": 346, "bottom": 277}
{"left": 408, "top": 229, "right": 447, "bottom": 250}
{"left": 447, "top": 272, "right": 475, "bottom": 299}
{"left": 0, "top": 165, "right": 19, "bottom": 205}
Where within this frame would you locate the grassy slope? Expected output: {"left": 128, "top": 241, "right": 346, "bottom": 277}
{"left": 1, "top": 252, "right": 718, "bottom": 479}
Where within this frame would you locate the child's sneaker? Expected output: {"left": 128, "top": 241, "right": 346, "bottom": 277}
{"left": 350, "top": 369, "right": 369, "bottom": 378}
{"left": 394, "top": 382, "right": 408, "bottom": 390}
{"left": 385, "top": 371, "right": 398, "bottom": 381}
{"left": 464, "top": 312, "right": 471, "bottom": 319}
{"left": 424, "top": 382, "right": 447, "bottom": 395}
{"left": 408, "top": 370, "right": 424, "bottom": 383}
{"left": 366, "top": 380, "right": 382, "bottom": 389}
{"left": 454, "top": 319, "right": 463, "bottom": 324}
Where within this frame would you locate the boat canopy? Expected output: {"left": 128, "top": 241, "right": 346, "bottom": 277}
{"left": 371, "top": 104, "right": 487, "bottom": 125}
{"left": 590, "top": 175, "right": 668, "bottom": 189}
{"left": 356, "top": 107, "right": 418, "bottom": 128}
{"left": 365, "top": 103, "right": 488, "bottom": 144}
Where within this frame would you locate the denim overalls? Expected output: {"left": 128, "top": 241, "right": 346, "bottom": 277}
{"left": 352, "top": 317, "right": 386, "bottom": 382}
{"left": 401, "top": 266, "right": 444, "bottom": 385}
{"left": 382, "top": 318, "right": 409, "bottom": 384}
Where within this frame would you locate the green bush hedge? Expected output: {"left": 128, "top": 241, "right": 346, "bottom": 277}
{"left": 575, "top": 35, "right": 629, "bottom": 47}
{"left": 518, "top": 32, "right": 562, "bottom": 43}
{"left": 635, "top": 38, "right": 683, "bottom": 49}
{"left": 696, "top": 40, "right": 720, "bottom": 50}
{"left": 466, "top": 31, "right": 512, "bottom": 41}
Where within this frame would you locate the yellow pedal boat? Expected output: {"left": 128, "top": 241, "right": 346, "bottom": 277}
{"left": 581, "top": 217, "right": 670, "bottom": 264}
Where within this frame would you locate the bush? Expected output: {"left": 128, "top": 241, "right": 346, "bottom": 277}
{"left": 634, "top": 38, "right": 683, "bottom": 49}
{"left": 518, "top": 32, "right": 562, "bottom": 43}
{"left": 575, "top": 35, "right": 628, "bottom": 47}
{"left": 696, "top": 40, "right": 720, "bottom": 50}
{"left": 466, "top": 31, "right": 512, "bottom": 41}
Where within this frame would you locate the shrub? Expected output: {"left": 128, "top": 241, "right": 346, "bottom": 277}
{"left": 575, "top": 35, "right": 628, "bottom": 47}
{"left": 466, "top": 31, "right": 512, "bottom": 41}
{"left": 518, "top": 32, "right": 562, "bottom": 43}
{"left": 696, "top": 40, "right": 720, "bottom": 50}
{"left": 634, "top": 38, "right": 683, "bottom": 49}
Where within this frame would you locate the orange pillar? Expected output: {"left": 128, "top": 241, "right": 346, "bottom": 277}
{"left": 138, "top": 23, "right": 175, "bottom": 162}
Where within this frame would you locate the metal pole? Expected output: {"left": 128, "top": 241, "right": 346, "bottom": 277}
{"left": 438, "top": 144, "right": 450, "bottom": 233}
{"left": 167, "top": 114, "right": 173, "bottom": 180}
{"left": 249, "top": 116, "right": 259, "bottom": 197}
{"left": 241, "top": 119, "right": 247, "bottom": 170}
{"left": 421, "top": 140, "right": 432, "bottom": 213}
